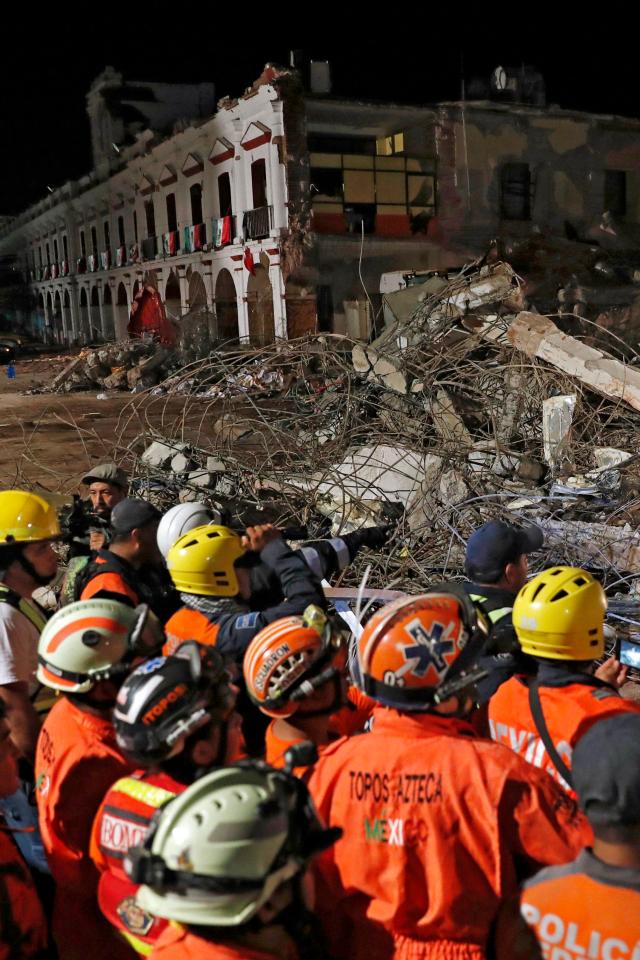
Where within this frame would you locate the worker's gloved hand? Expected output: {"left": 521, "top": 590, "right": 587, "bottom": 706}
{"left": 342, "top": 525, "right": 393, "bottom": 561}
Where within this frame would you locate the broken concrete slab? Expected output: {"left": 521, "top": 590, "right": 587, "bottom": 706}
{"left": 171, "top": 452, "right": 195, "bottom": 473}
{"left": 187, "top": 470, "right": 213, "bottom": 487}
{"left": 141, "top": 440, "right": 188, "bottom": 468}
{"left": 509, "top": 312, "right": 640, "bottom": 413}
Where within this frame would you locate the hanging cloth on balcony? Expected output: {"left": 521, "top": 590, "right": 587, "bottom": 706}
{"left": 243, "top": 247, "right": 256, "bottom": 276}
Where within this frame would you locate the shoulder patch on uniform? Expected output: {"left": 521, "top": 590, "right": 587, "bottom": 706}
{"left": 116, "top": 896, "right": 154, "bottom": 936}
{"left": 235, "top": 612, "right": 259, "bottom": 630}
{"left": 591, "top": 689, "right": 618, "bottom": 701}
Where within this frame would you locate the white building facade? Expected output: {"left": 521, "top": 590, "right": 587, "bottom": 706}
{"left": 0, "top": 73, "right": 291, "bottom": 345}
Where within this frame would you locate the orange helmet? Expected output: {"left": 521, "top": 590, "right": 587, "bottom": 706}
{"left": 243, "top": 605, "right": 348, "bottom": 718}
{"left": 353, "top": 585, "right": 489, "bottom": 710}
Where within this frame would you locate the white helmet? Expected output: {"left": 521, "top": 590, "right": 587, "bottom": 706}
{"left": 37, "top": 598, "right": 155, "bottom": 693}
{"left": 127, "top": 762, "right": 340, "bottom": 927}
{"left": 157, "top": 503, "right": 214, "bottom": 559}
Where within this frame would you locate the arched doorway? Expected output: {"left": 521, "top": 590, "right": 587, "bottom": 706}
{"left": 45, "top": 292, "right": 54, "bottom": 344}
{"left": 115, "top": 283, "right": 129, "bottom": 340}
{"left": 246, "top": 265, "right": 275, "bottom": 345}
{"left": 63, "top": 291, "right": 73, "bottom": 343}
{"left": 79, "top": 288, "right": 91, "bottom": 343}
{"left": 102, "top": 285, "right": 115, "bottom": 340}
{"left": 53, "top": 291, "right": 64, "bottom": 343}
{"left": 188, "top": 270, "right": 207, "bottom": 309}
{"left": 90, "top": 286, "right": 102, "bottom": 341}
{"left": 35, "top": 293, "right": 46, "bottom": 339}
{"left": 165, "top": 271, "right": 181, "bottom": 321}
{"left": 213, "top": 269, "right": 239, "bottom": 341}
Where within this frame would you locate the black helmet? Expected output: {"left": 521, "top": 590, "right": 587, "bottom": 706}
{"left": 113, "top": 642, "right": 232, "bottom": 765}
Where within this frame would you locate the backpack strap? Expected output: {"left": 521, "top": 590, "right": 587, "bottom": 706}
{"left": 528, "top": 680, "right": 573, "bottom": 789}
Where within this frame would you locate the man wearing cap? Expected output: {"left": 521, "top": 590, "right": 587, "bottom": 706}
{"left": 76, "top": 498, "right": 180, "bottom": 623}
{"left": 81, "top": 462, "right": 128, "bottom": 553}
{"left": 61, "top": 464, "right": 129, "bottom": 606}
{"left": 494, "top": 712, "right": 640, "bottom": 956}
{"left": 462, "top": 520, "right": 544, "bottom": 701}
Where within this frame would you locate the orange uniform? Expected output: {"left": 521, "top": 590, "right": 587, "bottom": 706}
{"left": 329, "top": 685, "right": 376, "bottom": 738}
{"left": 90, "top": 769, "right": 185, "bottom": 953}
{"left": 494, "top": 849, "right": 640, "bottom": 959}
{"left": 80, "top": 553, "right": 139, "bottom": 606}
{"left": 0, "top": 830, "right": 48, "bottom": 959}
{"left": 163, "top": 607, "right": 218, "bottom": 655}
{"left": 488, "top": 667, "right": 640, "bottom": 791}
{"left": 308, "top": 706, "right": 584, "bottom": 960}
{"left": 35, "top": 696, "right": 135, "bottom": 960}
{"left": 150, "top": 924, "right": 295, "bottom": 960}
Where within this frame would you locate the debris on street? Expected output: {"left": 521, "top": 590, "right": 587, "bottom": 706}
{"left": 96, "top": 256, "right": 640, "bottom": 596}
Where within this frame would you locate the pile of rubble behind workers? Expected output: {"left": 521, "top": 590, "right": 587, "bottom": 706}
{"left": 44, "top": 340, "right": 176, "bottom": 394}
{"left": 112, "top": 258, "right": 640, "bottom": 619}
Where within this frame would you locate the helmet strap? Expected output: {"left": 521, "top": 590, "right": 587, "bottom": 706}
{"left": 16, "top": 547, "right": 55, "bottom": 587}
{"left": 295, "top": 674, "right": 343, "bottom": 719}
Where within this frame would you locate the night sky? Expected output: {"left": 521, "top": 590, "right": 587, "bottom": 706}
{"left": 1, "top": 18, "right": 636, "bottom": 215}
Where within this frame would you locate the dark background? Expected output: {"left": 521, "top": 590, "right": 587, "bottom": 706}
{"left": 1, "top": 15, "right": 635, "bottom": 214}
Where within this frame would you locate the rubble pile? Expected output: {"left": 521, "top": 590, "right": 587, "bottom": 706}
{"left": 47, "top": 341, "right": 174, "bottom": 394}
{"left": 116, "top": 258, "right": 640, "bottom": 594}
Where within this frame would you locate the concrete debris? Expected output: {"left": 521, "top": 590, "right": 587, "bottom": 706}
{"left": 509, "top": 312, "right": 640, "bottom": 413}
{"left": 49, "top": 341, "right": 174, "bottom": 395}
{"left": 122, "top": 254, "right": 640, "bottom": 590}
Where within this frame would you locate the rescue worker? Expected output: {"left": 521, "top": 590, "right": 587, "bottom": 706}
{"left": 307, "top": 587, "right": 584, "bottom": 960}
{"left": 462, "top": 519, "right": 543, "bottom": 701}
{"left": 488, "top": 566, "right": 640, "bottom": 793}
{"left": 157, "top": 502, "right": 391, "bottom": 611}
{"left": 494, "top": 712, "right": 640, "bottom": 957}
{"left": 77, "top": 498, "right": 181, "bottom": 624}
{"left": 124, "top": 761, "right": 341, "bottom": 960}
{"left": 90, "top": 642, "right": 242, "bottom": 956}
{"left": 0, "top": 490, "right": 59, "bottom": 759}
{"left": 0, "top": 699, "right": 48, "bottom": 959}
{"left": 243, "top": 605, "right": 352, "bottom": 772}
{"left": 61, "top": 463, "right": 129, "bottom": 600}
{"left": 35, "top": 598, "right": 163, "bottom": 960}
{"left": 163, "top": 523, "right": 327, "bottom": 662}
{"left": 83, "top": 463, "right": 129, "bottom": 532}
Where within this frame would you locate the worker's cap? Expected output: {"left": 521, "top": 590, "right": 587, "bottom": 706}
{"left": 573, "top": 713, "right": 640, "bottom": 826}
{"left": 465, "top": 520, "right": 543, "bottom": 580}
{"left": 81, "top": 463, "right": 129, "bottom": 490}
{"left": 111, "top": 498, "right": 161, "bottom": 535}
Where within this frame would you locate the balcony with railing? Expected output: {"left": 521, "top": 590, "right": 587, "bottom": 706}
{"left": 243, "top": 205, "right": 273, "bottom": 241}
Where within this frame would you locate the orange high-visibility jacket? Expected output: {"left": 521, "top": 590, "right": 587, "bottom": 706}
{"left": 150, "top": 924, "right": 295, "bottom": 960}
{"left": 493, "top": 849, "right": 640, "bottom": 959}
{"left": 90, "top": 769, "right": 185, "bottom": 952}
{"left": 163, "top": 606, "right": 219, "bottom": 655}
{"left": 79, "top": 553, "right": 140, "bottom": 606}
{"left": 0, "top": 830, "right": 48, "bottom": 959}
{"left": 308, "top": 707, "right": 584, "bottom": 960}
{"left": 35, "top": 696, "right": 134, "bottom": 960}
{"left": 488, "top": 669, "right": 640, "bottom": 791}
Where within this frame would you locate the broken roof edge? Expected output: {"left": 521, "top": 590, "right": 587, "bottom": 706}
{"left": 437, "top": 99, "right": 640, "bottom": 128}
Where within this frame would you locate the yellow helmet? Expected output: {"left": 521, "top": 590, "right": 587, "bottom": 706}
{"left": 513, "top": 566, "right": 606, "bottom": 661}
{"left": 166, "top": 524, "right": 247, "bottom": 597}
{"left": 0, "top": 490, "right": 61, "bottom": 545}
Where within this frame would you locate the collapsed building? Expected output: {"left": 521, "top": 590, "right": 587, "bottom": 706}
{"left": 3, "top": 63, "right": 640, "bottom": 346}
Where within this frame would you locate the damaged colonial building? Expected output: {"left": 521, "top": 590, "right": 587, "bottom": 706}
{"left": 2, "top": 62, "right": 640, "bottom": 345}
